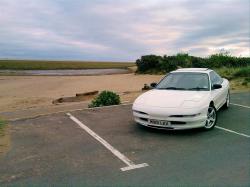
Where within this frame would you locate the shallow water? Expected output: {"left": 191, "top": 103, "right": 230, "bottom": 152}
{"left": 0, "top": 69, "right": 129, "bottom": 76}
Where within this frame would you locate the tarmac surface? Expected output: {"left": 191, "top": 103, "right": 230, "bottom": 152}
{"left": 0, "top": 92, "right": 249, "bottom": 186}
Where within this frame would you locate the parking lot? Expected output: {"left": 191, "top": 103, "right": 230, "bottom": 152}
{"left": 0, "top": 92, "right": 249, "bottom": 186}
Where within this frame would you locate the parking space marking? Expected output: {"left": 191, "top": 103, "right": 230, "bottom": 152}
{"left": 66, "top": 113, "right": 149, "bottom": 171}
{"left": 230, "top": 103, "right": 250, "bottom": 109}
{"left": 215, "top": 126, "right": 250, "bottom": 138}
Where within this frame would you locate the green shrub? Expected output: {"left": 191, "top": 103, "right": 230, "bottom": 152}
{"left": 208, "top": 53, "right": 232, "bottom": 68}
{"left": 135, "top": 52, "right": 250, "bottom": 74}
{"left": 233, "top": 66, "right": 250, "bottom": 77}
{"left": 0, "top": 119, "right": 5, "bottom": 127}
{"left": 160, "top": 61, "right": 177, "bottom": 73}
{"left": 244, "top": 77, "right": 250, "bottom": 82}
{"left": 215, "top": 67, "right": 236, "bottom": 80}
{"left": 136, "top": 55, "right": 162, "bottom": 72}
{"left": 242, "top": 81, "right": 248, "bottom": 86}
{"left": 174, "top": 53, "right": 192, "bottom": 67}
{"left": 0, "top": 118, "right": 6, "bottom": 136}
{"left": 159, "top": 58, "right": 177, "bottom": 73}
{"left": 88, "top": 91, "right": 121, "bottom": 108}
{"left": 191, "top": 56, "right": 207, "bottom": 68}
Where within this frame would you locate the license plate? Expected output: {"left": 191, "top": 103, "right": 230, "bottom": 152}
{"left": 149, "top": 119, "right": 170, "bottom": 126}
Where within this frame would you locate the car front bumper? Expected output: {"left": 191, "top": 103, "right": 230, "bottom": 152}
{"left": 132, "top": 105, "right": 207, "bottom": 130}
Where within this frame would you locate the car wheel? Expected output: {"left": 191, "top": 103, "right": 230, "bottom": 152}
{"left": 223, "top": 91, "right": 230, "bottom": 109}
{"left": 204, "top": 105, "right": 217, "bottom": 130}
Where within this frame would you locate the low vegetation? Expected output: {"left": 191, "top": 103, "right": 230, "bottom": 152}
{"left": 0, "top": 60, "right": 134, "bottom": 70}
{"left": 136, "top": 53, "right": 250, "bottom": 90}
{"left": 136, "top": 53, "right": 250, "bottom": 74}
{"left": 215, "top": 66, "right": 250, "bottom": 80}
{"left": 0, "top": 118, "right": 6, "bottom": 136}
{"left": 88, "top": 91, "right": 121, "bottom": 108}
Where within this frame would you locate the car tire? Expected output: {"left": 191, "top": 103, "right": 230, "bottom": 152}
{"left": 223, "top": 91, "right": 230, "bottom": 109}
{"left": 204, "top": 105, "right": 217, "bottom": 130}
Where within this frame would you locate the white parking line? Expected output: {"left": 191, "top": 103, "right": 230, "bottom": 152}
{"left": 66, "top": 113, "right": 149, "bottom": 171}
{"left": 215, "top": 126, "right": 250, "bottom": 138}
{"left": 230, "top": 103, "right": 250, "bottom": 109}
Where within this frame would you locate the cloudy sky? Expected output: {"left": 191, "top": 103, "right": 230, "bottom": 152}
{"left": 0, "top": 0, "right": 249, "bottom": 61}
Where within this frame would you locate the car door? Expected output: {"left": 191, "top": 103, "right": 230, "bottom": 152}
{"left": 209, "top": 71, "right": 225, "bottom": 109}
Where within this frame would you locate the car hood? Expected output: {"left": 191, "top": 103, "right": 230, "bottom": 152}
{"left": 134, "top": 89, "right": 210, "bottom": 108}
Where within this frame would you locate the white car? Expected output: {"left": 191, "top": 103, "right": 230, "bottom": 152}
{"left": 132, "top": 68, "right": 230, "bottom": 130}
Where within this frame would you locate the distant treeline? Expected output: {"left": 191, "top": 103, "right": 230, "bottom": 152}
{"left": 136, "top": 53, "right": 250, "bottom": 73}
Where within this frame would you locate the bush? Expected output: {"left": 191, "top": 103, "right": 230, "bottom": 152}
{"left": 0, "top": 118, "right": 6, "bottom": 136}
{"left": 88, "top": 91, "right": 121, "bottom": 108}
{"left": 191, "top": 57, "right": 207, "bottom": 68}
{"left": 0, "top": 119, "right": 5, "bottom": 128}
{"left": 136, "top": 55, "right": 162, "bottom": 72}
{"left": 233, "top": 66, "right": 250, "bottom": 77}
{"left": 135, "top": 52, "right": 250, "bottom": 74}
{"left": 244, "top": 77, "right": 250, "bottom": 82}
{"left": 159, "top": 59, "right": 177, "bottom": 73}
{"left": 174, "top": 53, "right": 192, "bottom": 67}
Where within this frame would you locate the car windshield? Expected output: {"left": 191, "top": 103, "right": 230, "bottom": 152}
{"left": 156, "top": 72, "right": 210, "bottom": 91}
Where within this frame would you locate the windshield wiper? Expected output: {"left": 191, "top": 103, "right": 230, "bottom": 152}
{"left": 158, "top": 87, "right": 186, "bottom": 90}
{"left": 188, "top": 87, "right": 207, "bottom": 90}
{"left": 166, "top": 87, "right": 178, "bottom": 90}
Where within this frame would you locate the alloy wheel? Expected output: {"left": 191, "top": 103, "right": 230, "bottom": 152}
{"left": 205, "top": 106, "right": 216, "bottom": 129}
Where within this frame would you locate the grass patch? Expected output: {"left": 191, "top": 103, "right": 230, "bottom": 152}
{"left": 0, "top": 118, "right": 10, "bottom": 157}
{"left": 0, "top": 118, "right": 7, "bottom": 136}
{"left": 214, "top": 67, "right": 250, "bottom": 90}
{"left": 215, "top": 66, "right": 250, "bottom": 80}
{"left": 233, "top": 66, "right": 250, "bottom": 77}
{"left": 0, "top": 60, "right": 135, "bottom": 70}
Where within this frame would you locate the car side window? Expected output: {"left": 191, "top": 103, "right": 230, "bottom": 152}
{"left": 210, "top": 71, "right": 222, "bottom": 85}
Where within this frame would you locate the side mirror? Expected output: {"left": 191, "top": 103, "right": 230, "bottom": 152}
{"left": 212, "top": 84, "right": 222, "bottom": 89}
{"left": 150, "top": 82, "right": 157, "bottom": 88}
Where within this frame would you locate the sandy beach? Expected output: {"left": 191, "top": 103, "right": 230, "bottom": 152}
{"left": 0, "top": 74, "right": 162, "bottom": 112}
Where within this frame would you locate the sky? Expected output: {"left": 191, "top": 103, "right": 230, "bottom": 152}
{"left": 0, "top": 0, "right": 249, "bottom": 61}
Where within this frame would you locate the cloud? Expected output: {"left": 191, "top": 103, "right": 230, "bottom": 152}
{"left": 0, "top": 0, "right": 249, "bottom": 61}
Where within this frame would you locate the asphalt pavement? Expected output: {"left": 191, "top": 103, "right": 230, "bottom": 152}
{"left": 0, "top": 92, "right": 249, "bottom": 186}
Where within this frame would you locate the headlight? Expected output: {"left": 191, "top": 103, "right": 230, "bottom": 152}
{"left": 133, "top": 110, "right": 148, "bottom": 115}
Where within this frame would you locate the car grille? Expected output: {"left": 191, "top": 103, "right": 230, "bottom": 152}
{"left": 170, "top": 121, "right": 186, "bottom": 125}
{"left": 148, "top": 125, "right": 174, "bottom": 130}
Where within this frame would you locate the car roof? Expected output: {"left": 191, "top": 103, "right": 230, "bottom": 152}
{"left": 172, "top": 68, "right": 212, "bottom": 73}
